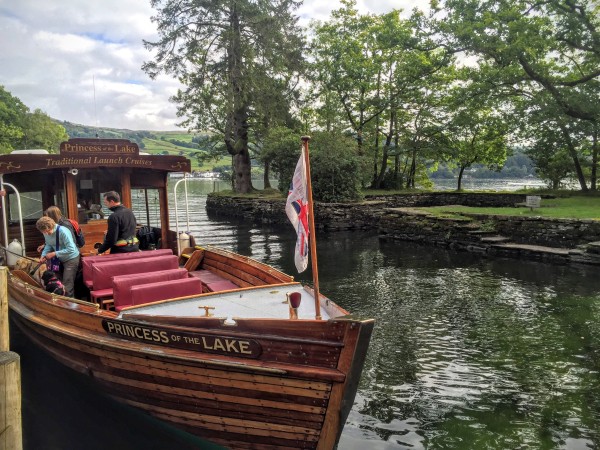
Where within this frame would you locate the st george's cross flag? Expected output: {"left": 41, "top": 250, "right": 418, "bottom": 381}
{"left": 285, "top": 147, "right": 310, "bottom": 273}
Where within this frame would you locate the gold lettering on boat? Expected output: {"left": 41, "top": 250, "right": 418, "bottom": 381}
{"left": 61, "top": 142, "right": 137, "bottom": 154}
{"left": 125, "top": 157, "right": 153, "bottom": 166}
{"left": 102, "top": 319, "right": 261, "bottom": 358}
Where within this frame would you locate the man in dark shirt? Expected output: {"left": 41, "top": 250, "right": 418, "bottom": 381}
{"left": 97, "top": 191, "right": 139, "bottom": 254}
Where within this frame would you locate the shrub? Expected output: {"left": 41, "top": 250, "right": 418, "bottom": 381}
{"left": 309, "top": 132, "right": 363, "bottom": 202}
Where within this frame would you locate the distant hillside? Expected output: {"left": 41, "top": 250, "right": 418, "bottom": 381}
{"left": 58, "top": 121, "right": 227, "bottom": 171}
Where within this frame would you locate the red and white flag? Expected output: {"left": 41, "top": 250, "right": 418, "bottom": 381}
{"left": 285, "top": 147, "right": 309, "bottom": 273}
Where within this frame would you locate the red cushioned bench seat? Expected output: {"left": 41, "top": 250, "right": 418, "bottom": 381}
{"left": 83, "top": 249, "right": 173, "bottom": 289}
{"left": 89, "top": 255, "right": 179, "bottom": 304}
{"left": 188, "top": 269, "right": 225, "bottom": 284}
{"left": 205, "top": 280, "right": 239, "bottom": 292}
{"left": 189, "top": 270, "right": 239, "bottom": 292}
{"left": 129, "top": 277, "right": 203, "bottom": 306}
{"left": 112, "top": 268, "right": 189, "bottom": 311}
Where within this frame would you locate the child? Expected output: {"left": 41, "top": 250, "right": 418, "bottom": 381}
{"left": 41, "top": 270, "right": 65, "bottom": 295}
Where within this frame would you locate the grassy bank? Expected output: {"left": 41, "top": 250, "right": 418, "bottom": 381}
{"left": 422, "top": 196, "right": 600, "bottom": 220}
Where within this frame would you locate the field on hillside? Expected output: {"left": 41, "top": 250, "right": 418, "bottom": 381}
{"left": 143, "top": 132, "right": 227, "bottom": 171}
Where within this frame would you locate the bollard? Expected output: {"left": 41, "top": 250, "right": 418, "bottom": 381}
{"left": 0, "top": 352, "right": 22, "bottom": 450}
{"left": 0, "top": 266, "right": 23, "bottom": 450}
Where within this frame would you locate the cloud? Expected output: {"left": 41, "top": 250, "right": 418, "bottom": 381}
{"left": 0, "top": 0, "right": 424, "bottom": 131}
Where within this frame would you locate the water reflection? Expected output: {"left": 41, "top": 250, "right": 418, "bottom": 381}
{"left": 322, "top": 236, "right": 600, "bottom": 450}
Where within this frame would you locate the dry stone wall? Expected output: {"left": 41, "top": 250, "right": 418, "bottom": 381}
{"left": 206, "top": 193, "right": 600, "bottom": 265}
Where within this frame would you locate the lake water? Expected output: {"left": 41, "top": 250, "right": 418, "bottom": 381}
{"left": 431, "top": 177, "right": 547, "bottom": 191}
{"left": 11, "top": 179, "right": 600, "bottom": 449}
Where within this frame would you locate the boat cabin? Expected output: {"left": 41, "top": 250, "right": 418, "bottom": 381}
{"left": 0, "top": 138, "right": 191, "bottom": 256}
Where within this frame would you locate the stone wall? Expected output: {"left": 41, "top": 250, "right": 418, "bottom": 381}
{"left": 206, "top": 195, "right": 384, "bottom": 230}
{"left": 206, "top": 192, "right": 530, "bottom": 229}
{"left": 463, "top": 214, "right": 600, "bottom": 248}
{"left": 205, "top": 193, "right": 600, "bottom": 265}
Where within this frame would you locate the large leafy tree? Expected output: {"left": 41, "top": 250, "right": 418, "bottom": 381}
{"left": 443, "top": 109, "right": 508, "bottom": 190}
{"left": 434, "top": 0, "right": 600, "bottom": 190}
{"left": 0, "top": 86, "right": 67, "bottom": 153}
{"left": 0, "top": 86, "right": 27, "bottom": 152}
{"left": 311, "top": 3, "right": 458, "bottom": 190}
{"left": 311, "top": 0, "right": 385, "bottom": 156}
{"left": 19, "top": 109, "right": 68, "bottom": 151}
{"left": 261, "top": 126, "right": 302, "bottom": 192}
{"left": 144, "top": 0, "right": 305, "bottom": 193}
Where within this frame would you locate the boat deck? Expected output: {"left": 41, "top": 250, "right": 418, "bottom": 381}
{"left": 118, "top": 284, "right": 334, "bottom": 321}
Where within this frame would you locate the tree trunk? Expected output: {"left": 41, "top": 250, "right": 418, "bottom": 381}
{"left": 371, "top": 68, "right": 384, "bottom": 188}
{"left": 263, "top": 161, "right": 271, "bottom": 189}
{"left": 591, "top": 124, "right": 598, "bottom": 191}
{"left": 559, "top": 124, "right": 588, "bottom": 192}
{"left": 457, "top": 166, "right": 465, "bottom": 191}
{"left": 394, "top": 154, "right": 400, "bottom": 187}
{"left": 233, "top": 150, "right": 253, "bottom": 193}
{"left": 224, "top": 5, "right": 253, "bottom": 194}
{"left": 374, "top": 109, "right": 395, "bottom": 189}
{"left": 406, "top": 148, "right": 417, "bottom": 189}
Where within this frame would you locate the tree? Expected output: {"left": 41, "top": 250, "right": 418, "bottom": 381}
{"left": 311, "top": 1, "right": 386, "bottom": 155}
{"left": 261, "top": 126, "right": 301, "bottom": 193}
{"left": 0, "top": 87, "right": 68, "bottom": 153}
{"left": 0, "top": 86, "right": 27, "bottom": 152}
{"left": 309, "top": 131, "right": 365, "bottom": 202}
{"left": 144, "top": 0, "right": 305, "bottom": 193}
{"left": 19, "top": 109, "right": 68, "bottom": 152}
{"left": 434, "top": 0, "right": 600, "bottom": 191}
{"left": 443, "top": 109, "right": 508, "bottom": 190}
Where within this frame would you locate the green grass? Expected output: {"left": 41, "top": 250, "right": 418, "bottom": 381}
{"left": 424, "top": 196, "right": 600, "bottom": 220}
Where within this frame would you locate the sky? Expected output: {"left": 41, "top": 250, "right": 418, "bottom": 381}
{"left": 0, "top": 0, "right": 422, "bottom": 132}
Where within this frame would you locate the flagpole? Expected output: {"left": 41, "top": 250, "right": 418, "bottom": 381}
{"left": 301, "top": 136, "right": 322, "bottom": 320}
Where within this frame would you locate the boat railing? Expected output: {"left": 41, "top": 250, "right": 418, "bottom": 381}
{"left": 0, "top": 177, "right": 26, "bottom": 260}
{"left": 173, "top": 173, "right": 191, "bottom": 256}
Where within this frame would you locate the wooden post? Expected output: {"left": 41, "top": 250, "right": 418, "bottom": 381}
{"left": 0, "top": 267, "right": 23, "bottom": 450}
{"left": 0, "top": 352, "right": 22, "bottom": 450}
{"left": 0, "top": 267, "right": 8, "bottom": 353}
{"left": 301, "top": 137, "right": 322, "bottom": 320}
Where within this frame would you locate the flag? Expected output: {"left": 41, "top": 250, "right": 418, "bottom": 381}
{"left": 286, "top": 147, "right": 310, "bottom": 273}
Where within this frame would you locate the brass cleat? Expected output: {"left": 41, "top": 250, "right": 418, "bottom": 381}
{"left": 199, "top": 305, "right": 216, "bottom": 317}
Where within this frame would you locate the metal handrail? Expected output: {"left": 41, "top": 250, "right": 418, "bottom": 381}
{"left": 0, "top": 177, "right": 26, "bottom": 258}
{"left": 173, "top": 173, "right": 191, "bottom": 256}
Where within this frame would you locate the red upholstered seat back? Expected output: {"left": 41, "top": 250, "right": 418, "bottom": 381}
{"left": 83, "top": 249, "right": 173, "bottom": 284}
{"left": 91, "top": 255, "right": 179, "bottom": 291}
{"left": 129, "top": 277, "right": 203, "bottom": 306}
{"left": 113, "top": 268, "right": 189, "bottom": 311}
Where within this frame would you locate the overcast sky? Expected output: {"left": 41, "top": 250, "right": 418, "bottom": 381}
{"left": 0, "top": 0, "right": 422, "bottom": 131}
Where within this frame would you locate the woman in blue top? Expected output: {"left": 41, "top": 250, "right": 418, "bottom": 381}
{"left": 36, "top": 216, "right": 80, "bottom": 298}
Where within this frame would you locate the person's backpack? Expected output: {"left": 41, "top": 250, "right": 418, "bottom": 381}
{"left": 137, "top": 225, "right": 157, "bottom": 250}
{"left": 67, "top": 218, "right": 85, "bottom": 248}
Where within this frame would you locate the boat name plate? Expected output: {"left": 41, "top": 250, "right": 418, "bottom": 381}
{"left": 102, "top": 319, "right": 262, "bottom": 358}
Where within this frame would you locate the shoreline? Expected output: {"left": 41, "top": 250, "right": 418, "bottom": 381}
{"left": 206, "top": 192, "right": 600, "bottom": 266}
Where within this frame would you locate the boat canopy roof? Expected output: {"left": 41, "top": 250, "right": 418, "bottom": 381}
{"left": 0, "top": 138, "right": 191, "bottom": 175}
{"left": 0, "top": 138, "right": 191, "bottom": 254}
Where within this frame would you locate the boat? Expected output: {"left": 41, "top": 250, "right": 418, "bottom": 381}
{"left": 1, "top": 138, "right": 374, "bottom": 449}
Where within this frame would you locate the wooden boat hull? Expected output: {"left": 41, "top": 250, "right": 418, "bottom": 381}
{"left": 8, "top": 274, "right": 373, "bottom": 449}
